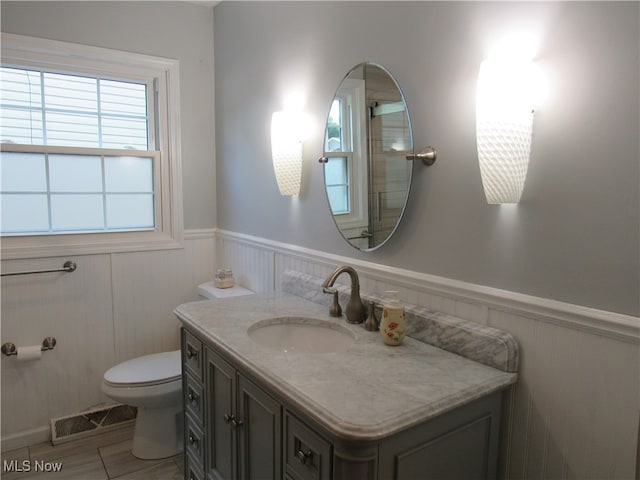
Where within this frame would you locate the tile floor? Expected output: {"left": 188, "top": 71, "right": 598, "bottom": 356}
{"left": 1, "top": 425, "right": 183, "bottom": 479}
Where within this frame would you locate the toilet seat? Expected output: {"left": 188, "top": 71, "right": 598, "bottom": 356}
{"left": 104, "top": 350, "right": 181, "bottom": 388}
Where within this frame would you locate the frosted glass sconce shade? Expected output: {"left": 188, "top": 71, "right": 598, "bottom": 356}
{"left": 271, "top": 111, "right": 309, "bottom": 196}
{"left": 476, "top": 58, "right": 540, "bottom": 204}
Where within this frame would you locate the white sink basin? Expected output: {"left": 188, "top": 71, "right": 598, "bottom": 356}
{"left": 247, "top": 317, "right": 356, "bottom": 353}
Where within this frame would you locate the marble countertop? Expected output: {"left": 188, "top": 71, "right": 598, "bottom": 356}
{"left": 175, "top": 292, "right": 517, "bottom": 442}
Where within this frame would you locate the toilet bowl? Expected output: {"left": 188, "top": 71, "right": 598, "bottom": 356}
{"left": 102, "top": 350, "right": 182, "bottom": 459}
{"left": 100, "top": 283, "right": 252, "bottom": 459}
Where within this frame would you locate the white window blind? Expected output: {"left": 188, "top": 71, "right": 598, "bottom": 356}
{"left": 0, "top": 33, "right": 183, "bottom": 258}
{"left": 1, "top": 67, "right": 150, "bottom": 149}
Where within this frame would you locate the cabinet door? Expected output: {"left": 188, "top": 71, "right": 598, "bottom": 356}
{"left": 378, "top": 393, "right": 501, "bottom": 480}
{"left": 237, "top": 374, "right": 282, "bottom": 480}
{"left": 206, "top": 348, "right": 237, "bottom": 480}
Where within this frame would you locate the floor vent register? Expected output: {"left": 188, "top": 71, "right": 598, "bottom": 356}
{"left": 50, "top": 404, "right": 137, "bottom": 445}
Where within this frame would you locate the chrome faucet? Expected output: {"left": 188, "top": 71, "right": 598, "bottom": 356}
{"left": 322, "top": 266, "right": 368, "bottom": 324}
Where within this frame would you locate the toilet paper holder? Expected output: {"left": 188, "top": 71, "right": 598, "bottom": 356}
{"left": 1, "top": 337, "right": 57, "bottom": 356}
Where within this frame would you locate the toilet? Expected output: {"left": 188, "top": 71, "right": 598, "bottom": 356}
{"left": 102, "top": 350, "right": 182, "bottom": 459}
{"left": 101, "top": 281, "right": 253, "bottom": 459}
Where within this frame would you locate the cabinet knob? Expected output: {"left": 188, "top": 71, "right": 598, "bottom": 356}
{"left": 295, "top": 449, "right": 313, "bottom": 465}
{"left": 186, "top": 346, "right": 198, "bottom": 360}
{"left": 223, "top": 413, "right": 243, "bottom": 428}
{"left": 187, "top": 390, "right": 198, "bottom": 404}
{"left": 188, "top": 434, "right": 199, "bottom": 446}
{"left": 231, "top": 417, "right": 243, "bottom": 428}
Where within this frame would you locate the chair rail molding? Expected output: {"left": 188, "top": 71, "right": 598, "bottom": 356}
{"left": 215, "top": 229, "right": 639, "bottom": 344}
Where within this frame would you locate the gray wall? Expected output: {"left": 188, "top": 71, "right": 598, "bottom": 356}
{"left": 214, "top": 1, "right": 639, "bottom": 316}
{"left": 2, "top": 1, "right": 638, "bottom": 316}
{"left": 2, "top": 1, "right": 216, "bottom": 230}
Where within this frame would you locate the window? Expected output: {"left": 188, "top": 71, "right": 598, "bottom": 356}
{"left": 323, "top": 78, "right": 368, "bottom": 230}
{"left": 1, "top": 69, "right": 155, "bottom": 234}
{"left": 0, "top": 34, "right": 183, "bottom": 259}
{"left": 324, "top": 155, "right": 350, "bottom": 214}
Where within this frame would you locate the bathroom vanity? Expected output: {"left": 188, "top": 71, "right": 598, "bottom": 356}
{"left": 175, "top": 276, "right": 518, "bottom": 480}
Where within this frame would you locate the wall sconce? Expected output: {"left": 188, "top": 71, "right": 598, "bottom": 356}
{"left": 476, "top": 57, "right": 542, "bottom": 204}
{"left": 271, "top": 111, "right": 310, "bottom": 196}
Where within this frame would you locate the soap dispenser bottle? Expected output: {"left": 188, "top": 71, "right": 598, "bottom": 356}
{"left": 380, "top": 291, "right": 406, "bottom": 346}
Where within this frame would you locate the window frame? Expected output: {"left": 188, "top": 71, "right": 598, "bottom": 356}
{"left": 0, "top": 33, "right": 184, "bottom": 259}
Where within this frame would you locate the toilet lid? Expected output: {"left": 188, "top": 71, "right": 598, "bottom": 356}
{"left": 104, "top": 350, "right": 181, "bottom": 387}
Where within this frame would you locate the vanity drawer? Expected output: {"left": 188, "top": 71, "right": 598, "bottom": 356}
{"left": 185, "top": 414, "right": 206, "bottom": 469}
{"left": 184, "top": 372, "right": 204, "bottom": 424}
{"left": 285, "top": 411, "right": 332, "bottom": 480}
{"left": 185, "top": 451, "right": 205, "bottom": 480}
{"left": 182, "top": 329, "right": 203, "bottom": 380}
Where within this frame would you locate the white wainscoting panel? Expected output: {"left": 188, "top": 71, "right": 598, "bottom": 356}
{"left": 1, "top": 230, "right": 216, "bottom": 450}
{"left": 1, "top": 255, "right": 115, "bottom": 448}
{"left": 217, "top": 234, "right": 274, "bottom": 292}
{"left": 216, "top": 229, "right": 640, "bottom": 480}
{"left": 111, "top": 231, "right": 216, "bottom": 363}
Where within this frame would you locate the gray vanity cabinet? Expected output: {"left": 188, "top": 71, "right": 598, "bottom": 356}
{"left": 182, "top": 327, "right": 504, "bottom": 480}
{"left": 182, "top": 328, "right": 282, "bottom": 480}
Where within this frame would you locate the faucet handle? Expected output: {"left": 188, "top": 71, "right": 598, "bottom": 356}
{"left": 365, "top": 301, "right": 380, "bottom": 331}
{"left": 323, "top": 287, "right": 342, "bottom": 317}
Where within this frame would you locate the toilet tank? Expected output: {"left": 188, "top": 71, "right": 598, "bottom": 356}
{"left": 197, "top": 281, "right": 254, "bottom": 299}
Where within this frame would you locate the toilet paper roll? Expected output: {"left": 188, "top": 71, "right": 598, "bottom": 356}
{"left": 17, "top": 345, "right": 42, "bottom": 362}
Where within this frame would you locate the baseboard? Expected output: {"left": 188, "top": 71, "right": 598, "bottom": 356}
{"left": 1, "top": 426, "right": 51, "bottom": 452}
